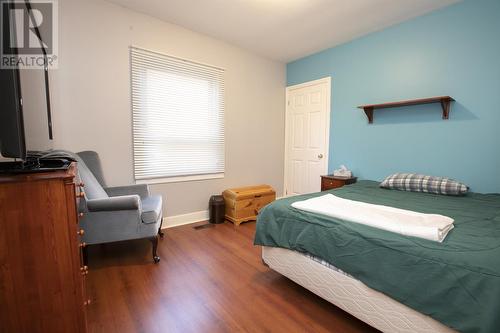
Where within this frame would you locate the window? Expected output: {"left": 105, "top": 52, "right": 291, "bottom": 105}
{"left": 130, "top": 47, "right": 225, "bottom": 183}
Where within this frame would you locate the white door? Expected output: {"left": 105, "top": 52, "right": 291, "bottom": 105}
{"left": 284, "top": 77, "right": 331, "bottom": 196}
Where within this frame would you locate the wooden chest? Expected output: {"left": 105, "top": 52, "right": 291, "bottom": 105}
{"left": 222, "top": 185, "right": 276, "bottom": 226}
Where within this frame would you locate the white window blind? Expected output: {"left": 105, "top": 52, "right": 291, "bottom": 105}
{"left": 130, "top": 47, "right": 225, "bottom": 181}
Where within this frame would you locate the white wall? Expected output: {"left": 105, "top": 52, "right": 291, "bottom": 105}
{"left": 50, "top": 0, "right": 285, "bottom": 219}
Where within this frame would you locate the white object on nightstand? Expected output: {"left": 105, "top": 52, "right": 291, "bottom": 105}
{"left": 333, "top": 165, "right": 352, "bottom": 178}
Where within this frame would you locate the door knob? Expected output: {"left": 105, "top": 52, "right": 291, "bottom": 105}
{"left": 318, "top": 154, "right": 324, "bottom": 159}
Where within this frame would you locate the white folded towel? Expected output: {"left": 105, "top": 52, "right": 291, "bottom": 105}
{"left": 291, "top": 194, "right": 454, "bottom": 242}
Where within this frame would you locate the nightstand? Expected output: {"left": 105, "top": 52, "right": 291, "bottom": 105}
{"left": 321, "top": 175, "right": 357, "bottom": 191}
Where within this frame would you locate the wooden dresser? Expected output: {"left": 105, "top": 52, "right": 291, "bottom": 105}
{"left": 0, "top": 163, "right": 88, "bottom": 333}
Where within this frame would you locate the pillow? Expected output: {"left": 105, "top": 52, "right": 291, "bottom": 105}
{"left": 380, "top": 173, "right": 468, "bottom": 196}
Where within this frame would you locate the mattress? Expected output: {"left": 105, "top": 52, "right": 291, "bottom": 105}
{"left": 262, "top": 246, "right": 455, "bottom": 333}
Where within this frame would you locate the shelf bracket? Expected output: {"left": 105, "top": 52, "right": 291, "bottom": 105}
{"left": 363, "top": 107, "right": 374, "bottom": 124}
{"left": 440, "top": 99, "right": 451, "bottom": 120}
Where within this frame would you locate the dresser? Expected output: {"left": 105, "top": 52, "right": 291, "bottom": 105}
{"left": 320, "top": 175, "right": 357, "bottom": 191}
{"left": 0, "top": 163, "right": 88, "bottom": 333}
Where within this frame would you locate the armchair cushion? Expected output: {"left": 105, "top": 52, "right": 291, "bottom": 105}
{"left": 141, "top": 195, "right": 163, "bottom": 224}
{"left": 87, "top": 195, "right": 141, "bottom": 212}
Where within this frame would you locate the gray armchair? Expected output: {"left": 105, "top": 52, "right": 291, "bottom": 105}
{"left": 73, "top": 151, "right": 164, "bottom": 263}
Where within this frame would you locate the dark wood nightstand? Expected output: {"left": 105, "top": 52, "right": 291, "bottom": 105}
{"left": 321, "top": 175, "right": 357, "bottom": 191}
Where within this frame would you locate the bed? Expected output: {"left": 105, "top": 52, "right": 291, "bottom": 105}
{"left": 254, "top": 181, "right": 500, "bottom": 333}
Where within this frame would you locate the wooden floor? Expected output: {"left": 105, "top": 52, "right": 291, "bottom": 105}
{"left": 87, "top": 221, "right": 379, "bottom": 333}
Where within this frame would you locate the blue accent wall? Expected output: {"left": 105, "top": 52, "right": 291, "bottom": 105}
{"left": 287, "top": 0, "right": 500, "bottom": 193}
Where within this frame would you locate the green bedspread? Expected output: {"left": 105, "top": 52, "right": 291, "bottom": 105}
{"left": 254, "top": 181, "right": 500, "bottom": 333}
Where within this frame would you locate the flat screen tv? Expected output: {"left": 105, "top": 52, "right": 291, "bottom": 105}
{"left": 0, "top": 0, "right": 53, "bottom": 161}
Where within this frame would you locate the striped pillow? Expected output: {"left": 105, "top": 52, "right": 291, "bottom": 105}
{"left": 380, "top": 173, "right": 468, "bottom": 196}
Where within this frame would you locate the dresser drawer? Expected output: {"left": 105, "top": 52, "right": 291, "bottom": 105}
{"left": 321, "top": 178, "right": 345, "bottom": 190}
{"left": 321, "top": 176, "right": 357, "bottom": 191}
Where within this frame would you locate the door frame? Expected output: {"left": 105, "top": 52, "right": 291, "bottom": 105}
{"left": 283, "top": 76, "right": 331, "bottom": 197}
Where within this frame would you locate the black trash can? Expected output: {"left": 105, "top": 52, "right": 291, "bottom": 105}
{"left": 209, "top": 195, "right": 225, "bottom": 224}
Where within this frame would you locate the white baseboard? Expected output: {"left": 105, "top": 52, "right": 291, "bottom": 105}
{"left": 161, "top": 196, "right": 284, "bottom": 230}
{"left": 162, "top": 210, "right": 209, "bottom": 229}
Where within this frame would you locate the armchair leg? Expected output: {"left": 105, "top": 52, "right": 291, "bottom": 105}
{"left": 150, "top": 235, "right": 160, "bottom": 264}
{"left": 158, "top": 218, "right": 165, "bottom": 238}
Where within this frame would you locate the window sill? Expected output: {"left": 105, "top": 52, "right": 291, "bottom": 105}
{"left": 135, "top": 173, "right": 224, "bottom": 185}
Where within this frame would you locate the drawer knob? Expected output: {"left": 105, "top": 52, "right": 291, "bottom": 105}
{"left": 77, "top": 229, "right": 85, "bottom": 236}
{"left": 79, "top": 242, "right": 86, "bottom": 248}
{"left": 80, "top": 265, "right": 89, "bottom": 276}
{"left": 84, "top": 299, "right": 91, "bottom": 306}
{"left": 78, "top": 212, "right": 84, "bottom": 218}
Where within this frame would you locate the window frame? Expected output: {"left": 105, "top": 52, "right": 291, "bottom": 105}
{"left": 130, "top": 46, "right": 225, "bottom": 184}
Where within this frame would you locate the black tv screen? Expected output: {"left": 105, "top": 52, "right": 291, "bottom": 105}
{"left": 0, "top": 0, "right": 52, "bottom": 160}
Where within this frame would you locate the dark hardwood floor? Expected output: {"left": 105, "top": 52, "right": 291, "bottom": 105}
{"left": 87, "top": 221, "right": 379, "bottom": 333}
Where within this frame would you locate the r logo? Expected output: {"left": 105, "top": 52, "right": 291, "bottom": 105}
{"left": 1, "top": 0, "right": 58, "bottom": 68}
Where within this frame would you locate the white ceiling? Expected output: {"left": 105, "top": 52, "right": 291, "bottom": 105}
{"left": 107, "top": 0, "right": 460, "bottom": 62}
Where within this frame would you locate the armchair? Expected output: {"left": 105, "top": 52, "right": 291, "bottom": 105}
{"left": 71, "top": 151, "right": 164, "bottom": 263}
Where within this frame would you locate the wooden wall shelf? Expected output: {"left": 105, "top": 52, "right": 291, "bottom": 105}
{"left": 358, "top": 96, "right": 455, "bottom": 123}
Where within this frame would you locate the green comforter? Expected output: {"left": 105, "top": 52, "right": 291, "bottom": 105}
{"left": 254, "top": 181, "right": 500, "bottom": 333}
